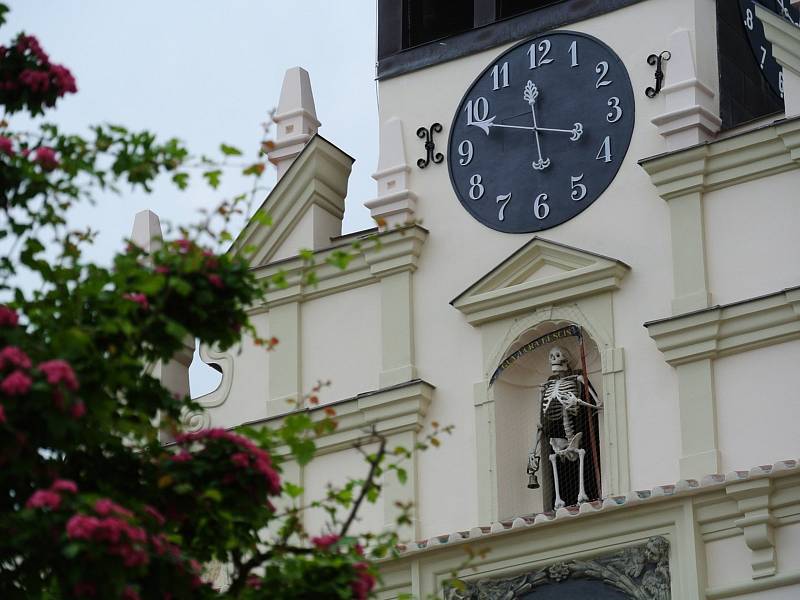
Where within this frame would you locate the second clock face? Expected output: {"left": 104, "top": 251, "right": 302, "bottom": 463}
{"left": 447, "top": 31, "right": 634, "bottom": 234}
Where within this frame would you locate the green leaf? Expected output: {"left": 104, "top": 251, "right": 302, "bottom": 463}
{"left": 171, "top": 172, "right": 190, "bottom": 190}
{"left": 220, "top": 143, "right": 243, "bottom": 156}
{"left": 202, "top": 169, "right": 223, "bottom": 189}
{"left": 202, "top": 489, "right": 223, "bottom": 503}
{"left": 395, "top": 467, "right": 407, "bottom": 485}
{"left": 62, "top": 543, "right": 82, "bottom": 559}
{"left": 283, "top": 482, "right": 304, "bottom": 498}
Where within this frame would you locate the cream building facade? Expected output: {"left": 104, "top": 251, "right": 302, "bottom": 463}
{"left": 144, "top": 1, "right": 800, "bottom": 598}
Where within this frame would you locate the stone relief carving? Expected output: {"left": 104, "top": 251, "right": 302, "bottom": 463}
{"left": 446, "top": 536, "right": 670, "bottom": 600}
{"left": 180, "top": 343, "right": 234, "bottom": 433}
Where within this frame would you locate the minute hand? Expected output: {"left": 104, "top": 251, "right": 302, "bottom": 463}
{"left": 489, "top": 122, "right": 583, "bottom": 141}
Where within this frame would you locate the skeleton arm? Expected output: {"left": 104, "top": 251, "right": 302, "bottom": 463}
{"left": 576, "top": 375, "right": 602, "bottom": 408}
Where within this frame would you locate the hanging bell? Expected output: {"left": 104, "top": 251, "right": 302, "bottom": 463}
{"left": 527, "top": 472, "right": 540, "bottom": 489}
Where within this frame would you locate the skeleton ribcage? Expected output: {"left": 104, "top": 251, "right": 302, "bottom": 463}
{"left": 542, "top": 378, "right": 579, "bottom": 422}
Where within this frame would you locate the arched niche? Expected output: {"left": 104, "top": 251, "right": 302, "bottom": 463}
{"left": 492, "top": 320, "right": 603, "bottom": 518}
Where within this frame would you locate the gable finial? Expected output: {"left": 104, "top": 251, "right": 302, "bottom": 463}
{"left": 268, "top": 67, "right": 321, "bottom": 180}
{"left": 365, "top": 117, "right": 417, "bottom": 230}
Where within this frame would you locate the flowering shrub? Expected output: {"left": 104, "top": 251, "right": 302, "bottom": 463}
{"left": 0, "top": 4, "right": 438, "bottom": 599}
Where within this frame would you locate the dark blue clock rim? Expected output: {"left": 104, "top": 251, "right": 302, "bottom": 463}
{"left": 446, "top": 30, "right": 635, "bottom": 234}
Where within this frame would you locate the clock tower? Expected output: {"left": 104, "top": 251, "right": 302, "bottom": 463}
{"left": 184, "top": 1, "right": 800, "bottom": 597}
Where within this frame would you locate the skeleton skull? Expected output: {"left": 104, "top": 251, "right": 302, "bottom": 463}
{"left": 548, "top": 346, "right": 571, "bottom": 372}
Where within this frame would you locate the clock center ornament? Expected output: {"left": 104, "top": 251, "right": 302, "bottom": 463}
{"left": 447, "top": 31, "right": 634, "bottom": 233}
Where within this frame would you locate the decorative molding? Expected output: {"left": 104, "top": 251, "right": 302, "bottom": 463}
{"left": 182, "top": 344, "right": 233, "bottom": 432}
{"left": 639, "top": 116, "right": 800, "bottom": 200}
{"left": 234, "top": 134, "right": 354, "bottom": 268}
{"left": 254, "top": 379, "right": 434, "bottom": 457}
{"left": 726, "top": 478, "right": 777, "bottom": 579}
{"left": 645, "top": 286, "right": 800, "bottom": 366}
{"left": 249, "top": 225, "right": 428, "bottom": 311}
{"left": 451, "top": 237, "right": 630, "bottom": 326}
{"left": 447, "top": 537, "right": 670, "bottom": 600}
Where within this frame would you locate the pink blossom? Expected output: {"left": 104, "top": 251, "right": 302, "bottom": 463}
{"left": 207, "top": 274, "right": 223, "bottom": 289}
{"left": 50, "top": 479, "right": 78, "bottom": 494}
{"left": 114, "top": 544, "right": 149, "bottom": 567}
{"left": 311, "top": 533, "right": 340, "bottom": 550}
{"left": 230, "top": 452, "right": 249, "bottom": 468}
{"left": 15, "top": 34, "right": 49, "bottom": 64}
{"left": 351, "top": 562, "right": 376, "bottom": 600}
{"left": 0, "top": 404, "right": 5, "bottom": 424}
{"left": 123, "top": 292, "right": 149, "bottom": 310}
{"left": 144, "top": 505, "right": 166, "bottom": 525}
{"left": 66, "top": 514, "right": 101, "bottom": 540}
{"left": 170, "top": 451, "right": 192, "bottom": 463}
{"left": 122, "top": 587, "right": 141, "bottom": 600}
{"left": 0, "top": 306, "right": 18, "bottom": 326}
{"left": 94, "top": 498, "right": 133, "bottom": 518}
{"left": 175, "top": 239, "right": 193, "bottom": 253}
{"left": 26, "top": 489, "right": 61, "bottom": 510}
{"left": 1, "top": 371, "right": 32, "bottom": 396}
{"left": 70, "top": 400, "right": 86, "bottom": 419}
{"left": 0, "top": 136, "right": 13, "bottom": 156}
{"left": 0, "top": 346, "right": 32, "bottom": 369}
{"left": 50, "top": 63, "right": 77, "bottom": 95}
{"left": 246, "top": 575, "right": 263, "bottom": 589}
{"left": 204, "top": 256, "right": 219, "bottom": 270}
{"left": 19, "top": 69, "right": 50, "bottom": 93}
{"left": 155, "top": 265, "right": 170, "bottom": 275}
{"left": 33, "top": 146, "right": 59, "bottom": 170}
{"left": 38, "top": 359, "right": 79, "bottom": 391}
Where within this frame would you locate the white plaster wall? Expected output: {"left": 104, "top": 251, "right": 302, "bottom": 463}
{"left": 776, "top": 522, "right": 800, "bottom": 573}
{"left": 301, "top": 284, "right": 381, "bottom": 404}
{"left": 303, "top": 444, "right": 384, "bottom": 537}
{"left": 715, "top": 340, "right": 800, "bottom": 471}
{"left": 730, "top": 586, "right": 800, "bottom": 600}
{"left": 271, "top": 208, "right": 316, "bottom": 262}
{"left": 704, "top": 170, "right": 800, "bottom": 306}
{"left": 208, "top": 311, "right": 270, "bottom": 428}
{"left": 381, "top": 0, "right": 690, "bottom": 536}
{"left": 705, "top": 535, "right": 752, "bottom": 589}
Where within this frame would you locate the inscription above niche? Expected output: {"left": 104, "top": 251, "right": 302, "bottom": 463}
{"left": 446, "top": 536, "right": 670, "bottom": 600}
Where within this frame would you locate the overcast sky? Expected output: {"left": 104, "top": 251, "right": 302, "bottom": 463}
{"left": 5, "top": 1, "right": 379, "bottom": 396}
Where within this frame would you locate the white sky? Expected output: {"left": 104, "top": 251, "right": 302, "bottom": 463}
{"left": 5, "top": 1, "right": 379, "bottom": 396}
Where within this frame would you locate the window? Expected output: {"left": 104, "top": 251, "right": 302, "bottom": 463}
{"left": 405, "top": 0, "right": 474, "bottom": 48}
{"left": 497, "top": 0, "right": 564, "bottom": 20}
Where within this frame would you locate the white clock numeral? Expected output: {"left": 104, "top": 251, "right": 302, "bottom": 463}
{"left": 458, "top": 140, "right": 474, "bottom": 166}
{"left": 596, "top": 136, "right": 612, "bottom": 163}
{"left": 606, "top": 97, "right": 622, "bottom": 123}
{"left": 492, "top": 62, "right": 509, "bottom": 90}
{"left": 465, "top": 97, "right": 490, "bottom": 125}
{"left": 760, "top": 46, "right": 767, "bottom": 69}
{"left": 568, "top": 40, "right": 578, "bottom": 67}
{"left": 595, "top": 61, "right": 612, "bottom": 88}
{"left": 527, "top": 39, "right": 554, "bottom": 69}
{"left": 570, "top": 174, "right": 587, "bottom": 201}
{"left": 745, "top": 8, "right": 754, "bottom": 30}
{"left": 469, "top": 174, "right": 485, "bottom": 200}
{"left": 533, "top": 193, "right": 550, "bottom": 220}
{"left": 496, "top": 193, "right": 512, "bottom": 221}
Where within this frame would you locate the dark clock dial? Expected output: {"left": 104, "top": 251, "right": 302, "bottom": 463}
{"left": 738, "top": 0, "right": 800, "bottom": 100}
{"left": 447, "top": 31, "right": 634, "bottom": 234}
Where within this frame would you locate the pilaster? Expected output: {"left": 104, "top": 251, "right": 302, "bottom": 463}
{"left": 601, "top": 347, "right": 630, "bottom": 494}
{"left": 726, "top": 478, "right": 777, "bottom": 579}
{"left": 267, "top": 301, "right": 301, "bottom": 416}
{"left": 756, "top": 4, "right": 800, "bottom": 117}
{"left": 675, "top": 358, "right": 720, "bottom": 479}
{"left": 365, "top": 226, "right": 427, "bottom": 388}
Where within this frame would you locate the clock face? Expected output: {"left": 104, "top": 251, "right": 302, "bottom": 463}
{"left": 738, "top": 0, "right": 800, "bottom": 100}
{"left": 447, "top": 31, "right": 634, "bottom": 234}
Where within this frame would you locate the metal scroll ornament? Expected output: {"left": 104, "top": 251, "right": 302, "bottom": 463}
{"left": 416, "top": 123, "right": 444, "bottom": 168}
{"left": 645, "top": 51, "right": 671, "bottom": 98}
{"left": 446, "top": 536, "right": 670, "bottom": 600}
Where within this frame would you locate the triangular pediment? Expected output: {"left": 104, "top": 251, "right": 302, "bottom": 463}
{"left": 231, "top": 134, "right": 354, "bottom": 268}
{"left": 451, "top": 237, "right": 630, "bottom": 326}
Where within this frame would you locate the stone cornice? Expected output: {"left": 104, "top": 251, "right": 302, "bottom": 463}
{"left": 245, "top": 379, "right": 434, "bottom": 457}
{"left": 452, "top": 237, "right": 629, "bottom": 326}
{"left": 639, "top": 116, "right": 800, "bottom": 200}
{"left": 249, "top": 225, "right": 428, "bottom": 310}
{"left": 645, "top": 286, "right": 800, "bottom": 366}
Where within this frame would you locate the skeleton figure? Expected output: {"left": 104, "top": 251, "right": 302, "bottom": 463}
{"left": 535, "top": 345, "right": 602, "bottom": 509}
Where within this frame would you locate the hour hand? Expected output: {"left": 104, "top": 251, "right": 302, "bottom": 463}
{"left": 467, "top": 115, "right": 496, "bottom": 135}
